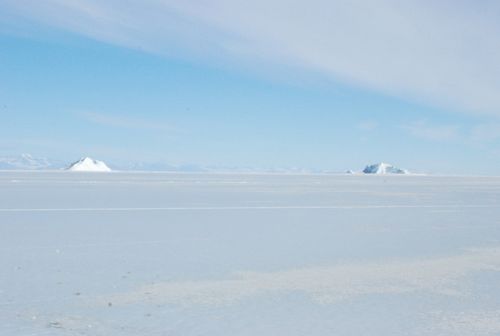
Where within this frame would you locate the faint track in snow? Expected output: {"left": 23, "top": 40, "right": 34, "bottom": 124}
{"left": 0, "top": 204, "right": 494, "bottom": 212}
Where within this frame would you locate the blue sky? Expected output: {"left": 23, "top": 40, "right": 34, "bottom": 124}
{"left": 1, "top": 1, "right": 500, "bottom": 174}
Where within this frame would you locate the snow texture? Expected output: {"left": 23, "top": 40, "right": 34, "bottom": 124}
{"left": 1, "top": 172, "right": 500, "bottom": 335}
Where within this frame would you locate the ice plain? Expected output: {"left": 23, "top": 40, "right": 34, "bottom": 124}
{"left": 1, "top": 172, "right": 500, "bottom": 335}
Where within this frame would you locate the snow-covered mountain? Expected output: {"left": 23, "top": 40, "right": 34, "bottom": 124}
{"left": 362, "top": 163, "right": 409, "bottom": 174}
{"left": 0, "top": 154, "right": 54, "bottom": 170}
{"left": 66, "top": 157, "right": 112, "bottom": 172}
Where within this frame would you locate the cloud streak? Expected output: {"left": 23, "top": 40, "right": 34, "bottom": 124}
{"left": 402, "top": 120, "right": 460, "bottom": 142}
{"left": 79, "top": 111, "right": 175, "bottom": 132}
{"left": 469, "top": 123, "right": 500, "bottom": 144}
{"left": 2, "top": 1, "right": 500, "bottom": 116}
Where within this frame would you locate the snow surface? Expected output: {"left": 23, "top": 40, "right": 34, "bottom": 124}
{"left": 66, "top": 157, "right": 111, "bottom": 172}
{"left": 1, "top": 172, "right": 500, "bottom": 335}
{"left": 363, "top": 162, "right": 409, "bottom": 174}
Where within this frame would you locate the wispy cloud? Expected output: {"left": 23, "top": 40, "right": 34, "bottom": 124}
{"left": 402, "top": 120, "right": 500, "bottom": 147}
{"left": 402, "top": 120, "right": 460, "bottom": 142}
{"left": 469, "top": 123, "right": 500, "bottom": 144}
{"left": 2, "top": 1, "right": 500, "bottom": 116}
{"left": 357, "top": 120, "right": 378, "bottom": 131}
{"left": 79, "top": 111, "right": 175, "bottom": 132}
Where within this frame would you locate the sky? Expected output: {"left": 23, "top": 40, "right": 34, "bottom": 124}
{"left": 1, "top": 0, "right": 500, "bottom": 174}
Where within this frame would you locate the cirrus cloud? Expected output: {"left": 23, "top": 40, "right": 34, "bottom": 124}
{"left": 2, "top": 0, "right": 500, "bottom": 116}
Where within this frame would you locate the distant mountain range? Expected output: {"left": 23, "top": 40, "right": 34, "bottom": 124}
{"left": 0, "top": 154, "right": 321, "bottom": 173}
{"left": 0, "top": 154, "right": 412, "bottom": 174}
{"left": 0, "top": 154, "right": 57, "bottom": 170}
